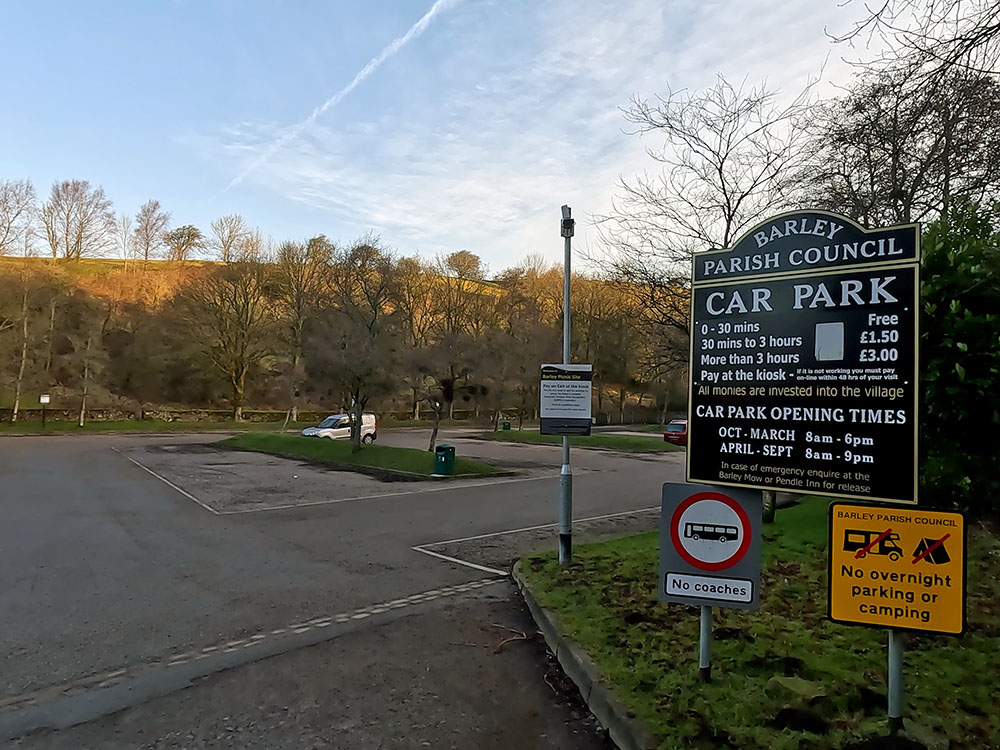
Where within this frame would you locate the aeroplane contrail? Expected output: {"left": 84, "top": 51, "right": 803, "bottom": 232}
{"left": 224, "top": 0, "right": 463, "bottom": 192}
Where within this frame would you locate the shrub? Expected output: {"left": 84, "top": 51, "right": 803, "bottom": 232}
{"left": 920, "top": 201, "right": 1000, "bottom": 517}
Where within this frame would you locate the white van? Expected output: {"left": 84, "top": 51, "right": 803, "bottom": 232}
{"left": 301, "top": 413, "right": 378, "bottom": 443}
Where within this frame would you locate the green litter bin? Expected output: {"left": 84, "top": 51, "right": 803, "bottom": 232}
{"left": 502, "top": 421, "right": 511, "bottom": 430}
{"left": 434, "top": 444, "right": 456, "bottom": 476}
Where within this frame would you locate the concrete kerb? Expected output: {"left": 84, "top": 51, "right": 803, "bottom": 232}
{"left": 511, "top": 561, "right": 658, "bottom": 750}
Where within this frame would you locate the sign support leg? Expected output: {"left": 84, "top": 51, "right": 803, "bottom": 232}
{"left": 888, "top": 629, "right": 904, "bottom": 733}
{"left": 762, "top": 490, "right": 775, "bottom": 524}
{"left": 699, "top": 605, "right": 712, "bottom": 683}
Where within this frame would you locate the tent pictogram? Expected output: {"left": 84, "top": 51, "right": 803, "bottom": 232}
{"left": 912, "top": 535, "right": 951, "bottom": 565}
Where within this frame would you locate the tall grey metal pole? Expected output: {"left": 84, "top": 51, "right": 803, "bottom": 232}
{"left": 559, "top": 205, "right": 574, "bottom": 565}
{"left": 699, "top": 605, "right": 712, "bottom": 683}
{"left": 888, "top": 629, "right": 904, "bottom": 733}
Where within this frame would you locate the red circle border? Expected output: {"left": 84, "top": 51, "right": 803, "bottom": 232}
{"left": 669, "top": 491, "right": 752, "bottom": 571}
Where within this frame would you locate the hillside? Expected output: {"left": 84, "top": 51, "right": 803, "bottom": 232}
{"left": 0, "top": 256, "right": 217, "bottom": 307}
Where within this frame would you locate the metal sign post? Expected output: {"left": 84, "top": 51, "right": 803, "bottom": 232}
{"left": 828, "top": 502, "right": 966, "bottom": 733}
{"left": 559, "top": 205, "right": 575, "bottom": 565}
{"left": 888, "top": 629, "right": 904, "bottom": 733}
{"left": 40, "top": 394, "right": 50, "bottom": 428}
{"left": 660, "top": 482, "right": 762, "bottom": 681}
{"left": 699, "top": 606, "right": 713, "bottom": 683}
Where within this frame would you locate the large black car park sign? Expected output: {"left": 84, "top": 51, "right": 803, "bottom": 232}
{"left": 686, "top": 211, "right": 920, "bottom": 504}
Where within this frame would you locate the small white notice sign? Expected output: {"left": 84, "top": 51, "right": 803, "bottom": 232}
{"left": 39, "top": 394, "right": 51, "bottom": 405}
{"left": 539, "top": 364, "right": 593, "bottom": 436}
{"left": 665, "top": 573, "right": 754, "bottom": 603}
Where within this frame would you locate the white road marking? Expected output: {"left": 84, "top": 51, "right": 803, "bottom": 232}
{"left": 417, "top": 506, "right": 660, "bottom": 547}
{"left": 110, "top": 448, "right": 219, "bottom": 515}
{"left": 410, "top": 546, "right": 508, "bottom": 576}
{"left": 215, "top": 473, "right": 562, "bottom": 515}
{"left": 408, "top": 506, "right": 659, "bottom": 577}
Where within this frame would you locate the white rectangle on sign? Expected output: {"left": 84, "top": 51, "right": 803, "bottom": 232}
{"left": 665, "top": 573, "right": 753, "bottom": 603}
{"left": 39, "top": 395, "right": 50, "bottom": 404}
{"left": 814, "top": 321, "right": 845, "bottom": 361}
{"left": 539, "top": 364, "right": 592, "bottom": 419}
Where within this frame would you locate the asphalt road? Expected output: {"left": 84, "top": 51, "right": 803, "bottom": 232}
{"left": 0, "top": 429, "right": 683, "bottom": 748}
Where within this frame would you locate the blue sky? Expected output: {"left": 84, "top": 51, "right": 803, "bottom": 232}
{"left": 1, "top": 0, "right": 867, "bottom": 270}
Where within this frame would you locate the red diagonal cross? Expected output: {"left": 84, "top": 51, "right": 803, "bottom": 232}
{"left": 855, "top": 528, "right": 893, "bottom": 559}
{"left": 912, "top": 533, "right": 951, "bottom": 565}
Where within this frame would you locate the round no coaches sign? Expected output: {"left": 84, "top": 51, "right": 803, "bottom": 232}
{"left": 659, "top": 483, "right": 762, "bottom": 610}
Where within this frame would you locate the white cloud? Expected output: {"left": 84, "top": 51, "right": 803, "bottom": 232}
{"left": 199, "top": 0, "right": 876, "bottom": 270}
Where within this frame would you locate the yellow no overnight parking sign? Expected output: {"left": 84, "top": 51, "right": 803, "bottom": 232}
{"left": 828, "top": 502, "right": 966, "bottom": 635}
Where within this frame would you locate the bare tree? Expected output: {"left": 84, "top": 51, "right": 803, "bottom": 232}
{"left": 73, "top": 303, "right": 110, "bottom": 427}
{"left": 429, "top": 250, "right": 494, "bottom": 417}
{"left": 838, "top": 0, "right": 1000, "bottom": 75}
{"left": 0, "top": 180, "right": 36, "bottom": 256}
{"left": 593, "top": 76, "right": 812, "bottom": 370}
{"left": 273, "top": 235, "right": 331, "bottom": 420}
{"left": 305, "top": 237, "right": 400, "bottom": 450}
{"left": 412, "top": 335, "right": 489, "bottom": 450}
{"left": 209, "top": 214, "right": 248, "bottom": 262}
{"left": 174, "top": 257, "right": 276, "bottom": 419}
{"left": 805, "top": 66, "right": 1000, "bottom": 224}
{"left": 11, "top": 234, "right": 38, "bottom": 420}
{"left": 114, "top": 213, "right": 134, "bottom": 271}
{"left": 236, "top": 228, "right": 265, "bottom": 262}
{"left": 163, "top": 224, "right": 205, "bottom": 262}
{"left": 41, "top": 180, "right": 115, "bottom": 260}
{"left": 393, "top": 256, "right": 440, "bottom": 418}
{"left": 442, "top": 249, "right": 485, "bottom": 280}
{"left": 133, "top": 199, "right": 170, "bottom": 267}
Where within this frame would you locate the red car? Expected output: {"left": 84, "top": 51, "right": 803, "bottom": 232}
{"left": 663, "top": 419, "right": 688, "bottom": 446}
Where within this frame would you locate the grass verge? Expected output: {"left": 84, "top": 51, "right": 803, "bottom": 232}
{"left": 521, "top": 498, "right": 999, "bottom": 749}
{"left": 221, "top": 432, "right": 502, "bottom": 477}
{"left": 0, "top": 420, "right": 292, "bottom": 434}
{"left": 482, "top": 430, "right": 682, "bottom": 452}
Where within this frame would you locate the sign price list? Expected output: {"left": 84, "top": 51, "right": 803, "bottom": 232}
{"left": 688, "top": 267, "right": 917, "bottom": 502}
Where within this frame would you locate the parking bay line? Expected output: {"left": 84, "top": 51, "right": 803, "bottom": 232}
{"left": 411, "top": 547, "right": 509, "bottom": 577}
{"left": 112, "top": 449, "right": 565, "bottom": 516}
{"left": 110, "top": 447, "right": 219, "bottom": 515}
{"left": 418, "top": 506, "right": 660, "bottom": 548}
{"left": 411, "top": 506, "right": 660, "bottom": 575}
{"left": 215, "top": 472, "right": 569, "bottom": 515}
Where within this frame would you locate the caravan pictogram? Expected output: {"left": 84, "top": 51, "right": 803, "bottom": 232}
{"left": 842, "top": 528, "right": 904, "bottom": 561}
